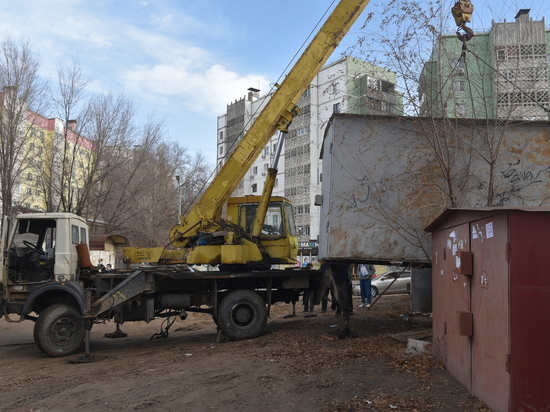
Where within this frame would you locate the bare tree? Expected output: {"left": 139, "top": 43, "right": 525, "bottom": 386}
{"left": 0, "top": 46, "right": 211, "bottom": 245}
{"left": 91, "top": 117, "right": 211, "bottom": 247}
{"left": 347, "top": 0, "right": 550, "bottom": 209}
{"left": 0, "top": 35, "right": 48, "bottom": 217}
{"left": 44, "top": 59, "right": 92, "bottom": 213}
{"left": 321, "top": 0, "right": 550, "bottom": 265}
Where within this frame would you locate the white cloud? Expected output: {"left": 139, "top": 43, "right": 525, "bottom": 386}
{"left": 0, "top": 0, "right": 272, "bottom": 129}
{"left": 50, "top": 16, "right": 114, "bottom": 48}
{"left": 117, "top": 27, "right": 270, "bottom": 116}
{"left": 121, "top": 58, "right": 269, "bottom": 115}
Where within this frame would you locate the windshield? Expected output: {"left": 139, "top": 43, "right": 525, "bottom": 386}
{"left": 12, "top": 219, "right": 56, "bottom": 252}
{"left": 238, "top": 202, "right": 286, "bottom": 238}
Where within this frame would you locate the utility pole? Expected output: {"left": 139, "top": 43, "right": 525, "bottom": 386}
{"left": 175, "top": 175, "right": 182, "bottom": 216}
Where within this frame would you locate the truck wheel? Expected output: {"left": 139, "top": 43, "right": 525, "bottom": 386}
{"left": 33, "top": 303, "right": 85, "bottom": 357}
{"left": 217, "top": 290, "right": 267, "bottom": 340}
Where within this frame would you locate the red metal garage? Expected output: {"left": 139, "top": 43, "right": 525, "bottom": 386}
{"left": 426, "top": 207, "right": 550, "bottom": 412}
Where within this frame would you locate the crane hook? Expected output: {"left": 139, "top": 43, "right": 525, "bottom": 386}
{"left": 452, "top": 0, "right": 474, "bottom": 41}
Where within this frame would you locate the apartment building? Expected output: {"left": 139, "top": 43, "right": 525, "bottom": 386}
{"left": 217, "top": 56, "right": 401, "bottom": 257}
{"left": 420, "top": 9, "right": 550, "bottom": 120}
{"left": 0, "top": 87, "right": 94, "bottom": 213}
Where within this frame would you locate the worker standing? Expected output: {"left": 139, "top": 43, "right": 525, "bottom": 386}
{"left": 358, "top": 264, "right": 375, "bottom": 308}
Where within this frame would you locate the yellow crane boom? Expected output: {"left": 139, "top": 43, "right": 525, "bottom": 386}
{"left": 170, "top": 0, "right": 370, "bottom": 250}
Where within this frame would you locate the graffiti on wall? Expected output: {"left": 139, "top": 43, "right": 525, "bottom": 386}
{"left": 475, "top": 159, "right": 550, "bottom": 207}
{"left": 348, "top": 175, "right": 393, "bottom": 207}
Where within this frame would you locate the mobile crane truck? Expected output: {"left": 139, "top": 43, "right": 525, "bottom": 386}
{"left": 0, "top": 0, "right": 370, "bottom": 357}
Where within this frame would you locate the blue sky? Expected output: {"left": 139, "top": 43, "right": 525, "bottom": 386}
{"left": 1, "top": 0, "right": 549, "bottom": 164}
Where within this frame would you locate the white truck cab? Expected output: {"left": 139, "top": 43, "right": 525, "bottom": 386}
{"left": 1, "top": 212, "right": 88, "bottom": 286}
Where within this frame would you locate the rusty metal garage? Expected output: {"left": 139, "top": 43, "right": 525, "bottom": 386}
{"left": 426, "top": 207, "right": 550, "bottom": 412}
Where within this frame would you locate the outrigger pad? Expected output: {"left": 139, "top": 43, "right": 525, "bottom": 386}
{"left": 104, "top": 330, "right": 128, "bottom": 338}
{"left": 69, "top": 354, "right": 107, "bottom": 364}
{"left": 330, "top": 326, "right": 359, "bottom": 339}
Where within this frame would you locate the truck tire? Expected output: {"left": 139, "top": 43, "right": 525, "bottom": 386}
{"left": 33, "top": 303, "right": 85, "bottom": 357}
{"left": 217, "top": 290, "right": 267, "bottom": 340}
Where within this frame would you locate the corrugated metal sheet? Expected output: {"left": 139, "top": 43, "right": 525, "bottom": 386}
{"left": 318, "top": 114, "right": 550, "bottom": 265}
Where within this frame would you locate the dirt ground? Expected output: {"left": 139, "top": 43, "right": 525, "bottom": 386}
{"left": 0, "top": 294, "right": 491, "bottom": 412}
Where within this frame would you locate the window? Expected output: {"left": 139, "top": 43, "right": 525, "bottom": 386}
{"left": 296, "top": 127, "right": 309, "bottom": 136}
{"left": 264, "top": 146, "right": 269, "bottom": 156}
{"left": 219, "top": 146, "right": 223, "bottom": 155}
{"left": 368, "top": 78, "right": 381, "bottom": 90}
{"left": 456, "top": 104, "right": 467, "bottom": 117}
{"left": 71, "top": 225, "right": 80, "bottom": 244}
{"left": 368, "top": 98, "right": 381, "bottom": 110}
{"left": 27, "top": 173, "right": 33, "bottom": 181}
{"left": 274, "top": 178, "right": 278, "bottom": 188}
{"left": 252, "top": 166, "right": 257, "bottom": 175}
{"left": 332, "top": 83, "right": 339, "bottom": 94}
{"left": 496, "top": 49, "right": 506, "bottom": 61}
{"left": 219, "top": 131, "right": 223, "bottom": 141}
{"left": 303, "top": 87, "right": 311, "bottom": 98}
{"left": 454, "top": 81, "right": 465, "bottom": 92}
{"left": 381, "top": 81, "right": 394, "bottom": 93}
{"left": 252, "top": 183, "right": 257, "bottom": 193}
{"left": 304, "top": 205, "right": 310, "bottom": 214}
{"left": 333, "top": 103, "right": 341, "bottom": 113}
{"left": 30, "top": 143, "right": 35, "bottom": 151}
{"left": 26, "top": 188, "right": 32, "bottom": 195}
{"left": 263, "top": 163, "right": 268, "bottom": 171}
{"left": 453, "top": 59, "right": 465, "bottom": 73}
{"left": 238, "top": 203, "right": 284, "bottom": 237}
{"left": 80, "top": 228, "right": 87, "bottom": 244}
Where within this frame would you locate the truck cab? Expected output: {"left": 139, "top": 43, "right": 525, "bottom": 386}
{"left": 1, "top": 213, "right": 89, "bottom": 318}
